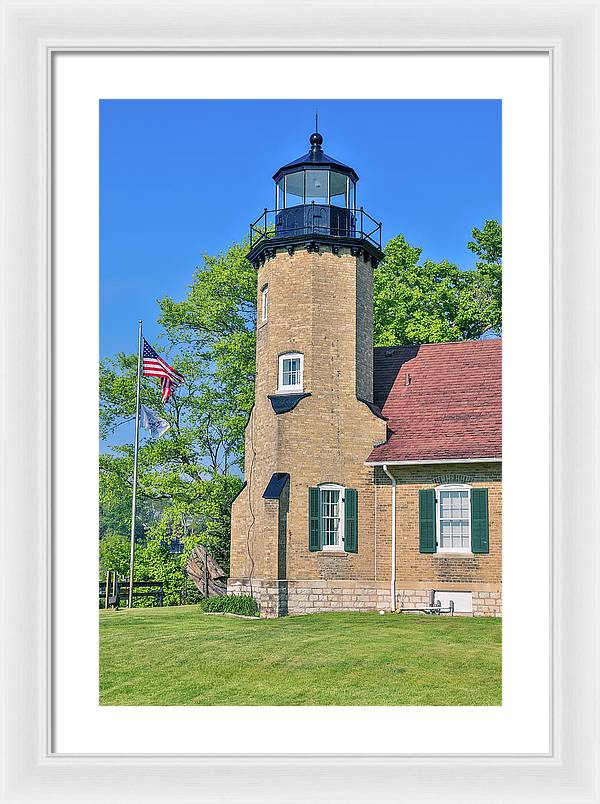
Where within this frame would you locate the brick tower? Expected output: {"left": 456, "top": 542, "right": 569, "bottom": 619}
{"left": 228, "top": 130, "right": 388, "bottom": 616}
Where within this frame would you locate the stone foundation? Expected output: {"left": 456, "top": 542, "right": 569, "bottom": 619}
{"left": 395, "top": 589, "right": 432, "bottom": 609}
{"left": 472, "top": 589, "right": 502, "bottom": 617}
{"left": 397, "top": 589, "right": 502, "bottom": 617}
{"left": 228, "top": 578, "right": 390, "bottom": 617}
{"left": 228, "top": 578, "right": 502, "bottom": 618}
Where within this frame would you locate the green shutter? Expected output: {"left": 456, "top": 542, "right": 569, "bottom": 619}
{"left": 471, "top": 488, "right": 489, "bottom": 553}
{"left": 309, "top": 487, "right": 321, "bottom": 551}
{"left": 419, "top": 489, "right": 436, "bottom": 553}
{"left": 344, "top": 488, "right": 358, "bottom": 553}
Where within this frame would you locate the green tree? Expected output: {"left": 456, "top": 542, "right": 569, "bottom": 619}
{"left": 467, "top": 219, "right": 502, "bottom": 335}
{"left": 99, "top": 529, "right": 198, "bottom": 605}
{"left": 99, "top": 242, "right": 251, "bottom": 578}
{"left": 157, "top": 239, "right": 257, "bottom": 452}
{"left": 99, "top": 451, "right": 152, "bottom": 541}
{"left": 99, "top": 531, "right": 130, "bottom": 579}
{"left": 131, "top": 536, "right": 189, "bottom": 606}
{"left": 373, "top": 221, "right": 502, "bottom": 345}
{"left": 468, "top": 218, "right": 502, "bottom": 263}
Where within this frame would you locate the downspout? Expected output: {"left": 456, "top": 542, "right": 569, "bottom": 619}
{"left": 382, "top": 464, "right": 396, "bottom": 611}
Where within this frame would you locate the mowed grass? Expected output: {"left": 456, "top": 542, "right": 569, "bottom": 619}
{"left": 99, "top": 607, "right": 501, "bottom": 706}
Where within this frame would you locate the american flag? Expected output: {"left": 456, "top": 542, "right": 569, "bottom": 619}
{"left": 142, "top": 339, "right": 185, "bottom": 403}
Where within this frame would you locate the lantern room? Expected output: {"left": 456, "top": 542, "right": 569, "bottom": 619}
{"left": 247, "top": 130, "right": 382, "bottom": 268}
{"left": 272, "top": 132, "right": 358, "bottom": 241}
{"left": 274, "top": 132, "right": 357, "bottom": 211}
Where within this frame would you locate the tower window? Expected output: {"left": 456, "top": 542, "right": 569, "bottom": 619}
{"left": 261, "top": 285, "right": 268, "bottom": 322}
{"left": 278, "top": 352, "right": 303, "bottom": 393}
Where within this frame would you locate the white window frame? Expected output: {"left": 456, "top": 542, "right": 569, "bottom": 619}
{"left": 277, "top": 352, "right": 304, "bottom": 393}
{"left": 319, "top": 483, "right": 345, "bottom": 551}
{"left": 435, "top": 484, "right": 472, "bottom": 554}
{"left": 261, "top": 284, "right": 268, "bottom": 322}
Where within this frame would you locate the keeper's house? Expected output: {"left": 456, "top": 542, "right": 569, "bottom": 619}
{"left": 228, "top": 131, "right": 501, "bottom": 618}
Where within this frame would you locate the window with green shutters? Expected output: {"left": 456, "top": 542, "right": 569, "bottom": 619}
{"left": 438, "top": 488, "right": 470, "bottom": 551}
{"left": 419, "top": 485, "right": 490, "bottom": 554}
{"left": 470, "top": 488, "right": 490, "bottom": 553}
{"left": 344, "top": 488, "right": 358, "bottom": 553}
{"left": 419, "top": 489, "right": 437, "bottom": 553}
{"left": 308, "top": 485, "right": 358, "bottom": 553}
{"left": 308, "top": 487, "right": 321, "bottom": 551}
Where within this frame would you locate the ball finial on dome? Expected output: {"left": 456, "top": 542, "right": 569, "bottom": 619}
{"left": 310, "top": 131, "right": 323, "bottom": 148}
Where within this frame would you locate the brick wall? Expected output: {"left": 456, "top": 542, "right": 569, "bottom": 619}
{"left": 355, "top": 258, "right": 374, "bottom": 401}
{"left": 373, "top": 463, "right": 502, "bottom": 589}
{"left": 231, "top": 459, "right": 503, "bottom": 617}
{"left": 230, "top": 245, "right": 387, "bottom": 584}
{"left": 229, "top": 245, "right": 502, "bottom": 618}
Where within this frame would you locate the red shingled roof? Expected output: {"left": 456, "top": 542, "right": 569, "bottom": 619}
{"left": 366, "top": 340, "right": 502, "bottom": 463}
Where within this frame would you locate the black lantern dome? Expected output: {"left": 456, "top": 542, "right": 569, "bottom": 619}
{"left": 248, "top": 131, "right": 382, "bottom": 268}
{"left": 273, "top": 131, "right": 359, "bottom": 199}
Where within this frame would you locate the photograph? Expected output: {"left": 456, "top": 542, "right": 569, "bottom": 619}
{"left": 99, "top": 98, "right": 502, "bottom": 707}
{"left": 6, "top": 0, "right": 600, "bottom": 794}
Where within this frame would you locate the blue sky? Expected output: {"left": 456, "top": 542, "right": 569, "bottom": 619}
{"left": 100, "top": 98, "right": 501, "bottom": 363}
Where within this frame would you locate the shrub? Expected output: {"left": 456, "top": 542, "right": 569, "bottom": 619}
{"left": 200, "top": 594, "right": 259, "bottom": 617}
{"left": 183, "top": 585, "right": 205, "bottom": 605}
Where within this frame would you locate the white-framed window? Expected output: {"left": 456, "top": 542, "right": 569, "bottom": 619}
{"left": 320, "top": 484, "right": 344, "bottom": 550}
{"left": 277, "top": 352, "right": 303, "bottom": 393}
{"left": 261, "top": 284, "right": 268, "bottom": 322}
{"left": 436, "top": 484, "right": 471, "bottom": 553}
{"left": 309, "top": 485, "right": 358, "bottom": 553}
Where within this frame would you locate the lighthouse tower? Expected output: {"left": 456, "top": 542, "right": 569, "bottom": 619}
{"left": 228, "top": 130, "right": 388, "bottom": 617}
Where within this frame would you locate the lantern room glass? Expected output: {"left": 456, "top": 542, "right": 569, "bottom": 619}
{"left": 305, "top": 170, "right": 328, "bottom": 205}
{"left": 276, "top": 178, "right": 284, "bottom": 211}
{"left": 348, "top": 180, "right": 356, "bottom": 210}
{"left": 330, "top": 171, "right": 348, "bottom": 207}
{"left": 284, "top": 171, "right": 304, "bottom": 208}
{"left": 277, "top": 169, "right": 356, "bottom": 210}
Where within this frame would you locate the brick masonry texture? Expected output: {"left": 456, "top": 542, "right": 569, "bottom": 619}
{"left": 230, "top": 246, "right": 387, "bottom": 586}
{"left": 229, "top": 245, "right": 502, "bottom": 618}
{"left": 373, "top": 463, "right": 502, "bottom": 592}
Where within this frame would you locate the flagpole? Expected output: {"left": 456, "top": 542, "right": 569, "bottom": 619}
{"left": 128, "top": 320, "right": 143, "bottom": 609}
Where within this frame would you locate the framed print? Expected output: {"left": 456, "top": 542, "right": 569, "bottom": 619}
{"left": 1, "top": 1, "right": 599, "bottom": 802}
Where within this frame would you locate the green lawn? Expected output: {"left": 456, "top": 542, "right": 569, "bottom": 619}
{"left": 99, "top": 606, "right": 501, "bottom": 706}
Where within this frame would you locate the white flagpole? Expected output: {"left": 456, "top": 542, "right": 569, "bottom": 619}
{"left": 128, "top": 320, "right": 143, "bottom": 609}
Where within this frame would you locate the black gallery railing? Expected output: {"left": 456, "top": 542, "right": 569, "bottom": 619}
{"left": 249, "top": 204, "right": 382, "bottom": 251}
